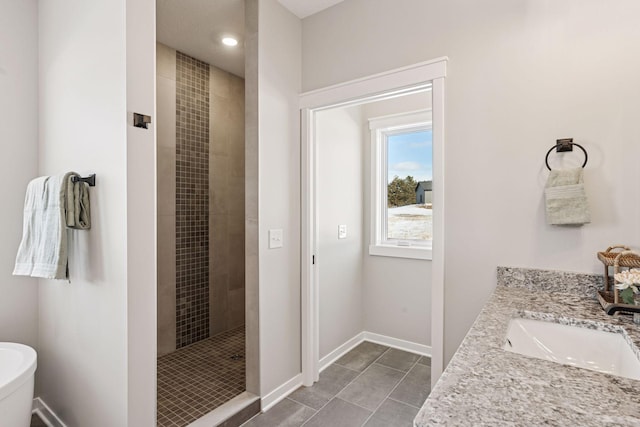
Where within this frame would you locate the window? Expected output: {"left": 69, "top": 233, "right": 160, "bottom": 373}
{"left": 369, "top": 110, "right": 432, "bottom": 260}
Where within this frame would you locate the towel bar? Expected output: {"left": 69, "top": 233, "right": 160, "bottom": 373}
{"left": 71, "top": 174, "right": 96, "bottom": 187}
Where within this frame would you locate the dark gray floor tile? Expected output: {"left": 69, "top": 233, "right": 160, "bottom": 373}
{"left": 289, "top": 364, "right": 360, "bottom": 409}
{"left": 375, "top": 348, "right": 420, "bottom": 372}
{"left": 389, "top": 364, "right": 431, "bottom": 408}
{"left": 362, "top": 418, "right": 390, "bottom": 427}
{"left": 242, "top": 398, "right": 315, "bottom": 427}
{"left": 417, "top": 356, "right": 431, "bottom": 366}
{"left": 219, "top": 399, "right": 261, "bottom": 427}
{"left": 31, "top": 414, "right": 47, "bottom": 427}
{"left": 303, "top": 398, "right": 371, "bottom": 427}
{"left": 289, "top": 385, "right": 329, "bottom": 412}
{"left": 364, "top": 398, "right": 420, "bottom": 427}
{"left": 337, "top": 364, "right": 405, "bottom": 411}
{"left": 335, "top": 342, "right": 389, "bottom": 372}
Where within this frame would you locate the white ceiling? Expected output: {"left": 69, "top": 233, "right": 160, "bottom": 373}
{"left": 156, "top": 0, "right": 245, "bottom": 77}
{"left": 278, "top": 0, "right": 346, "bottom": 18}
{"left": 156, "top": 0, "right": 344, "bottom": 77}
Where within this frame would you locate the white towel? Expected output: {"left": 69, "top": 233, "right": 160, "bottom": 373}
{"left": 544, "top": 168, "right": 591, "bottom": 226}
{"left": 13, "top": 172, "right": 91, "bottom": 280}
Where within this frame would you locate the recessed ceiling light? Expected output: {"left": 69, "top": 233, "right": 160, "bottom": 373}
{"left": 222, "top": 37, "right": 238, "bottom": 47}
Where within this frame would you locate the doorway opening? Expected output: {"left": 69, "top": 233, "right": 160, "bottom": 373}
{"left": 300, "top": 58, "right": 447, "bottom": 389}
{"left": 155, "top": 0, "right": 259, "bottom": 425}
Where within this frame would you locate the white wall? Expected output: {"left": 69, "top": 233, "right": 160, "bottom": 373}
{"left": 38, "top": 0, "right": 129, "bottom": 425}
{"left": 362, "top": 92, "right": 432, "bottom": 347}
{"left": 316, "top": 106, "right": 364, "bottom": 358}
{"left": 126, "top": 0, "right": 156, "bottom": 424}
{"left": 0, "top": 0, "right": 39, "bottom": 349}
{"left": 257, "top": 0, "right": 303, "bottom": 396}
{"left": 303, "top": 0, "right": 640, "bottom": 363}
{"left": 302, "top": 0, "right": 435, "bottom": 92}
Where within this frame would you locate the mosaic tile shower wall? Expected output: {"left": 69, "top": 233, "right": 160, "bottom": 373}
{"left": 176, "top": 52, "right": 210, "bottom": 348}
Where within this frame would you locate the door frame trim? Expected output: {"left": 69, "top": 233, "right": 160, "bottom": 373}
{"left": 299, "top": 57, "right": 448, "bottom": 387}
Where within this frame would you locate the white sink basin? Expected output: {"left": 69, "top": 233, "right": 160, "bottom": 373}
{"left": 504, "top": 318, "right": 640, "bottom": 380}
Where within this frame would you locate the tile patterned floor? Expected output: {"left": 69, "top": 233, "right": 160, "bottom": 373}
{"left": 157, "top": 326, "right": 246, "bottom": 427}
{"left": 242, "top": 342, "right": 431, "bottom": 427}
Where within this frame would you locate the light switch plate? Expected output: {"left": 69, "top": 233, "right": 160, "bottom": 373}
{"left": 269, "top": 229, "right": 283, "bottom": 249}
{"left": 338, "top": 225, "right": 347, "bottom": 239}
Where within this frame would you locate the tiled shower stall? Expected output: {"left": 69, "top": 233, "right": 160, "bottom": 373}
{"left": 156, "top": 42, "right": 246, "bottom": 426}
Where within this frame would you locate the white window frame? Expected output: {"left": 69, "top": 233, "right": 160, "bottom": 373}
{"left": 369, "top": 110, "right": 433, "bottom": 260}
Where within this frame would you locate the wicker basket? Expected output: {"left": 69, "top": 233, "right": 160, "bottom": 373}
{"left": 597, "top": 245, "right": 640, "bottom": 269}
{"left": 596, "top": 245, "right": 640, "bottom": 314}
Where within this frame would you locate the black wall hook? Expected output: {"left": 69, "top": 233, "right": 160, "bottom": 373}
{"left": 71, "top": 174, "right": 96, "bottom": 187}
{"left": 133, "top": 112, "right": 152, "bottom": 129}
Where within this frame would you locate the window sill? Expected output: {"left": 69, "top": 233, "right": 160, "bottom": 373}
{"left": 368, "top": 244, "right": 432, "bottom": 260}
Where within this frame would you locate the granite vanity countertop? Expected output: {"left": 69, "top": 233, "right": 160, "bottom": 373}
{"left": 415, "top": 267, "right": 640, "bottom": 427}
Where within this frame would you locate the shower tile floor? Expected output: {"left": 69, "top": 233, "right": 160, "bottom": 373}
{"left": 157, "top": 326, "right": 246, "bottom": 427}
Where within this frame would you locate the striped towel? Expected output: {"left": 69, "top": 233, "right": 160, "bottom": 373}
{"left": 13, "top": 172, "right": 91, "bottom": 280}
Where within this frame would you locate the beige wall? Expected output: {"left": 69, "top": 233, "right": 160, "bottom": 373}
{"left": 157, "top": 42, "right": 177, "bottom": 356}
{"left": 244, "top": 0, "right": 260, "bottom": 395}
{"left": 156, "top": 43, "right": 246, "bottom": 355}
{"left": 210, "top": 67, "right": 246, "bottom": 335}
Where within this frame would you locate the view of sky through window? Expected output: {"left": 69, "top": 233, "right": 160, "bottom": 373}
{"left": 387, "top": 129, "right": 432, "bottom": 183}
{"left": 386, "top": 128, "right": 433, "bottom": 241}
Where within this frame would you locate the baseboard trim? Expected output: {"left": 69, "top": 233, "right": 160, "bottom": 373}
{"left": 363, "top": 331, "right": 432, "bottom": 357}
{"left": 318, "top": 332, "right": 430, "bottom": 374}
{"left": 318, "top": 333, "right": 366, "bottom": 372}
{"left": 32, "top": 397, "right": 67, "bottom": 427}
{"left": 260, "top": 374, "right": 302, "bottom": 412}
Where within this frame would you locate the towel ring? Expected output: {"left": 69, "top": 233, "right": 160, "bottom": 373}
{"left": 545, "top": 142, "right": 588, "bottom": 171}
